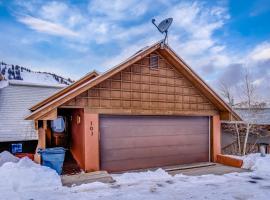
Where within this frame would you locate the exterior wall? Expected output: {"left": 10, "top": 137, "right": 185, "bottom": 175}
{"left": 0, "top": 83, "right": 62, "bottom": 142}
{"left": 70, "top": 109, "right": 100, "bottom": 171}
{"left": 70, "top": 109, "right": 85, "bottom": 169}
{"left": 63, "top": 52, "right": 218, "bottom": 116}
{"left": 84, "top": 112, "right": 99, "bottom": 172}
{"left": 212, "top": 115, "right": 221, "bottom": 162}
{"left": 61, "top": 51, "right": 225, "bottom": 170}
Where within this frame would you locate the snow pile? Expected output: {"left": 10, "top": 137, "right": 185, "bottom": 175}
{"left": 241, "top": 153, "right": 270, "bottom": 172}
{"left": 1, "top": 154, "right": 270, "bottom": 199}
{"left": 0, "top": 157, "right": 61, "bottom": 192}
{"left": 113, "top": 168, "right": 172, "bottom": 184}
{"left": 71, "top": 182, "right": 109, "bottom": 193}
{"left": 0, "top": 164, "right": 270, "bottom": 200}
{"left": 0, "top": 80, "right": 8, "bottom": 89}
{"left": 69, "top": 168, "right": 270, "bottom": 200}
{"left": 0, "top": 151, "right": 19, "bottom": 167}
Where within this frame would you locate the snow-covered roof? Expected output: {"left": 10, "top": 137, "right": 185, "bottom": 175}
{"left": 0, "top": 80, "right": 8, "bottom": 89}
{"left": 234, "top": 108, "right": 270, "bottom": 125}
{"left": 8, "top": 80, "right": 66, "bottom": 88}
{"left": 0, "top": 82, "right": 65, "bottom": 142}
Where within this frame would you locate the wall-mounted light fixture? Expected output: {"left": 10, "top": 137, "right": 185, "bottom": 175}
{"left": 77, "top": 115, "right": 81, "bottom": 124}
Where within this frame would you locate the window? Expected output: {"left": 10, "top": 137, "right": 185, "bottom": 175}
{"left": 149, "top": 54, "right": 159, "bottom": 69}
{"left": 11, "top": 143, "right": 22, "bottom": 153}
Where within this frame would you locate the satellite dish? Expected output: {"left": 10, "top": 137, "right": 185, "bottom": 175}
{"left": 152, "top": 18, "right": 173, "bottom": 44}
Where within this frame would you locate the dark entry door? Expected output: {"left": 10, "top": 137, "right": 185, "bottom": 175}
{"left": 100, "top": 115, "right": 209, "bottom": 172}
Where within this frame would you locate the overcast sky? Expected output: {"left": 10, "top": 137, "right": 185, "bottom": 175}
{"left": 0, "top": 0, "right": 270, "bottom": 101}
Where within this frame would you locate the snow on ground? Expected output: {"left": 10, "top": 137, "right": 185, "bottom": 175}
{"left": 240, "top": 153, "right": 270, "bottom": 172}
{"left": 1, "top": 153, "right": 270, "bottom": 200}
{"left": 0, "top": 80, "right": 8, "bottom": 89}
{"left": 0, "top": 151, "right": 19, "bottom": 166}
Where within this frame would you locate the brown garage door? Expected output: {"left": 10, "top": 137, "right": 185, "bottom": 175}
{"left": 100, "top": 115, "right": 209, "bottom": 172}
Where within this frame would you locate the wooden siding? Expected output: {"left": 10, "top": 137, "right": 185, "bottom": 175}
{"left": 63, "top": 52, "right": 218, "bottom": 115}
{"left": 30, "top": 71, "right": 98, "bottom": 111}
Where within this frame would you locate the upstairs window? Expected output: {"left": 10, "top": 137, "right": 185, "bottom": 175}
{"left": 149, "top": 54, "right": 159, "bottom": 69}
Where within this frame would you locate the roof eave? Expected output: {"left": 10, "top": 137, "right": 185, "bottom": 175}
{"left": 158, "top": 45, "right": 242, "bottom": 121}
{"left": 25, "top": 42, "right": 161, "bottom": 120}
{"left": 25, "top": 41, "right": 241, "bottom": 121}
{"left": 29, "top": 70, "right": 99, "bottom": 111}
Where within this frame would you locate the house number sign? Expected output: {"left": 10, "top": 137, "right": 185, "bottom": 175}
{"left": 90, "top": 121, "right": 94, "bottom": 136}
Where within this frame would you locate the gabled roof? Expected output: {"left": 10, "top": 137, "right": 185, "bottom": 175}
{"left": 26, "top": 41, "right": 241, "bottom": 121}
{"left": 29, "top": 70, "right": 99, "bottom": 111}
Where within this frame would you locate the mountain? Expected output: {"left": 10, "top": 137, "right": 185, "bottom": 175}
{"left": 0, "top": 61, "right": 73, "bottom": 85}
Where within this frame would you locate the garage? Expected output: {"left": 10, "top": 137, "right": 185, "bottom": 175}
{"left": 27, "top": 42, "right": 240, "bottom": 172}
{"left": 100, "top": 115, "right": 210, "bottom": 172}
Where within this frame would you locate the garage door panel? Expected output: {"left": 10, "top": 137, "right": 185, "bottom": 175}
{"left": 101, "top": 126, "right": 208, "bottom": 138}
{"left": 101, "top": 116, "right": 208, "bottom": 138}
{"left": 102, "top": 153, "right": 209, "bottom": 172}
{"left": 101, "top": 144, "right": 209, "bottom": 162}
{"left": 101, "top": 134, "right": 209, "bottom": 150}
{"left": 100, "top": 115, "right": 209, "bottom": 172}
{"left": 101, "top": 116, "right": 207, "bottom": 126}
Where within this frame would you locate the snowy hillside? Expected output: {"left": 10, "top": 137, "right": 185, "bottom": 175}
{"left": 0, "top": 61, "right": 73, "bottom": 85}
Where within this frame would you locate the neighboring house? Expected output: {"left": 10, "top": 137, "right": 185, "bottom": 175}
{"left": 222, "top": 107, "right": 270, "bottom": 154}
{"left": 26, "top": 41, "right": 240, "bottom": 172}
{"left": 235, "top": 107, "right": 270, "bottom": 125}
{"left": 0, "top": 80, "right": 64, "bottom": 152}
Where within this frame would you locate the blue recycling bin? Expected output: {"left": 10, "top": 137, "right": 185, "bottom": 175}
{"left": 38, "top": 147, "right": 66, "bottom": 174}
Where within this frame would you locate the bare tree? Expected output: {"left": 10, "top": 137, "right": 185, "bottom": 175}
{"left": 241, "top": 69, "right": 256, "bottom": 155}
{"left": 219, "top": 69, "right": 263, "bottom": 155}
{"left": 219, "top": 80, "right": 234, "bottom": 106}
{"left": 218, "top": 81, "right": 241, "bottom": 155}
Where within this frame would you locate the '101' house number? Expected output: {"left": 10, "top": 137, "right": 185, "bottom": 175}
{"left": 90, "top": 121, "right": 94, "bottom": 136}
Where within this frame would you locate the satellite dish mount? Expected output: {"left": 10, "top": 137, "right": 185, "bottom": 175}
{"left": 152, "top": 18, "right": 173, "bottom": 46}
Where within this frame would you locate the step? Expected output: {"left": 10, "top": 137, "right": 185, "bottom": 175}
{"left": 61, "top": 171, "right": 115, "bottom": 187}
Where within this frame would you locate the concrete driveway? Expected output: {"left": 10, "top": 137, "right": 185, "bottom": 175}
{"left": 167, "top": 163, "right": 249, "bottom": 176}
{"left": 61, "top": 162, "right": 249, "bottom": 187}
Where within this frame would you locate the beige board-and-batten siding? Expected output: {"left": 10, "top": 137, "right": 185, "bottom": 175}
{"left": 0, "top": 81, "right": 63, "bottom": 142}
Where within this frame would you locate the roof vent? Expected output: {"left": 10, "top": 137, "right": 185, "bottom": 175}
{"left": 149, "top": 54, "right": 159, "bottom": 69}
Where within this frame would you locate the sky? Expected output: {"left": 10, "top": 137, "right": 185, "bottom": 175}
{"left": 0, "top": 0, "right": 270, "bottom": 102}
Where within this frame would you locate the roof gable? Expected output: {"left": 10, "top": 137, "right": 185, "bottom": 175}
{"left": 63, "top": 51, "right": 219, "bottom": 115}
{"left": 26, "top": 42, "right": 240, "bottom": 121}
{"left": 30, "top": 70, "right": 99, "bottom": 111}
